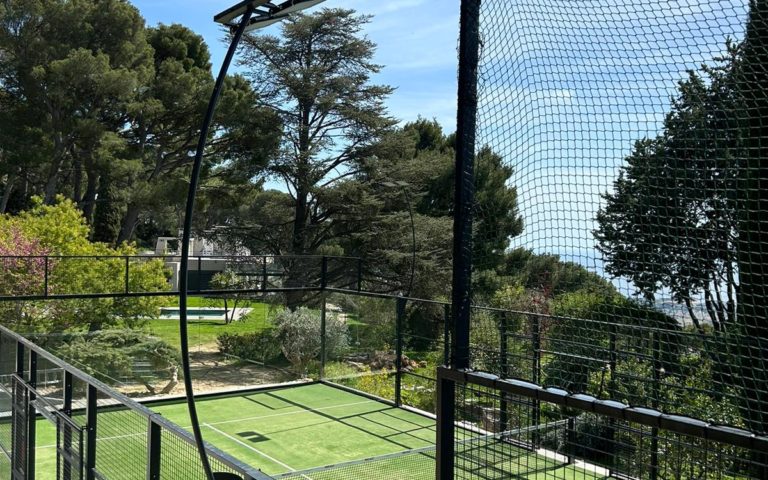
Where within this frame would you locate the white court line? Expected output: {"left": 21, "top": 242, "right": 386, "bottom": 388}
{"left": 206, "top": 400, "right": 375, "bottom": 427}
{"left": 204, "top": 423, "right": 312, "bottom": 480}
{"left": 36, "top": 399, "right": 376, "bottom": 449}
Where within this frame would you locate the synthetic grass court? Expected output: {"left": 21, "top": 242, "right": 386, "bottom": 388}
{"left": 32, "top": 383, "right": 611, "bottom": 479}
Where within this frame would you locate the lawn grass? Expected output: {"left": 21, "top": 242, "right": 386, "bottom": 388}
{"left": 144, "top": 297, "right": 273, "bottom": 349}
{"left": 31, "top": 383, "right": 612, "bottom": 480}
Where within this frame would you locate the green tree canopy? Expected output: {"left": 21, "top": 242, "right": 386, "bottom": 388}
{"left": 234, "top": 9, "right": 395, "bottom": 308}
{"left": 0, "top": 197, "right": 170, "bottom": 333}
{"left": 595, "top": 55, "right": 741, "bottom": 333}
{"left": 0, "top": 2, "right": 280, "bottom": 246}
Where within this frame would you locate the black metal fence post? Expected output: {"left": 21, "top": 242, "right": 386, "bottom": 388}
{"left": 16, "top": 340, "right": 23, "bottom": 376}
{"left": 531, "top": 314, "right": 541, "bottom": 443}
{"left": 395, "top": 297, "right": 406, "bottom": 407}
{"left": 197, "top": 256, "right": 202, "bottom": 292}
{"left": 262, "top": 256, "right": 268, "bottom": 291}
{"left": 85, "top": 385, "right": 97, "bottom": 480}
{"left": 63, "top": 371, "right": 74, "bottom": 480}
{"left": 44, "top": 256, "right": 49, "bottom": 297}
{"left": 26, "top": 350, "right": 37, "bottom": 480}
{"left": 438, "top": 1, "right": 482, "bottom": 478}
{"left": 124, "top": 256, "right": 130, "bottom": 294}
{"left": 12, "top": 341, "right": 23, "bottom": 477}
{"left": 438, "top": 0, "right": 481, "bottom": 476}
{"left": 452, "top": 1, "right": 480, "bottom": 374}
{"left": 608, "top": 324, "right": 617, "bottom": 473}
{"left": 566, "top": 416, "right": 576, "bottom": 464}
{"left": 436, "top": 375, "right": 456, "bottom": 479}
{"left": 499, "top": 312, "right": 509, "bottom": 433}
{"left": 321, "top": 256, "right": 328, "bottom": 290}
{"left": 443, "top": 304, "right": 451, "bottom": 365}
{"left": 147, "top": 419, "right": 162, "bottom": 480}
{"left": 320, "top": 297, "right": 327, "bottom": 380}
{"left": 650, "top": 331, "right": 660, "bottom": 480}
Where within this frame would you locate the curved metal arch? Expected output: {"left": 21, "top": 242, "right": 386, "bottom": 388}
{"left": 178, "top": 5, "right": 257, "bottom": 479}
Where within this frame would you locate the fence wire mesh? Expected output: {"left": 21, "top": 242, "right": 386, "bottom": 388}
{"left": 323, "top": 295, "right": 399, "bottom": 404}
{"left": 274, "top": 449, "right": 436, "bottom": 480}
{"left": 440, "top": 0, "right": 768, "bottom": 477}
{"left": 467, "top": 0, "right": 768, "bottom": 446}
{"left": 0, "top": 326, "right": 266, "bottom": 480}
{"left": 449, "top": 372, "right": 768, "bottom": 479}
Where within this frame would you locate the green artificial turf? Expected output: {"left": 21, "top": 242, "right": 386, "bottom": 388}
{"left": 31, "top": 384, "right": 610, "bottom": 479}
{"left": 144, "top": 298, "right": 272, "bottom": 349}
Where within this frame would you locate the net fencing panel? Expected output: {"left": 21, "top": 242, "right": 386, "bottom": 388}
{"left": 450, "top": 374, "right": 768, "bottom": 479}
{"left": 468, "top": 0, "right": 768, "bottom": 444}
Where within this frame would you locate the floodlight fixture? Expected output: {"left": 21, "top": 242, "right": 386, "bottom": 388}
{"left": 243, "top": 14, "right": 289, "bottom": 32}
{"left": 216, "top": 0, "right": 326, "bottom": 31}
{"left": 276, "top": 0, "right": 325, "bottom": 15}
{"left": 214, "top": 0, "right": 271, "bottom": 25}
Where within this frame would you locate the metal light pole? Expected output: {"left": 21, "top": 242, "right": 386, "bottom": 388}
{"left": 179, "top": 2, "right": 326, "bottom": 479}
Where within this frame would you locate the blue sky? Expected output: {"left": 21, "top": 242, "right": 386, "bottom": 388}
{"left": 485, "top": 0, "right": 748, "bottom": 265}
{"left": 131, "top": 0, "right": 460, "bottom": 130}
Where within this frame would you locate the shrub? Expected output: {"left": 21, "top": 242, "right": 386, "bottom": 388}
{"left": 216, "top": 329, "right": 282, "bottom": 364}
{"left": 274, "top": 307, "right": 348, "bottom": 375}
{"left": 51, "top": 330, "right": 179, "bottom": 394}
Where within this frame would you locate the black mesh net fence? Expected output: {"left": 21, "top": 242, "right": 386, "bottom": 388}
{"left": 398, "top": 299, "right": 448, "bottom": 415}
{"left": 321, "top": 293, "right": 449, "bottom": 414}
{"left": 273, "top": 448, "right": 436, "bottom": 480}
{"left": 463, "top": 0, "right": 768, "bottom": 446}
{"left": 0, "top": 326, "right": 267, "bottom": 480}
{"left": 449, "top": 372, "right": 768, "bottom": 479}
{"left": 275, "top": 447, "right": 435, "bottom": 480}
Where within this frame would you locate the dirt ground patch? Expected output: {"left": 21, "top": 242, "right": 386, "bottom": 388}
{"left": 117, "top": 343, "right": 295, "bottom": 398}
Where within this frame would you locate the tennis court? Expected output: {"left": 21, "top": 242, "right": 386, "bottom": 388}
{"left": 33, "top": 383, "right": 612, "bottom": 479}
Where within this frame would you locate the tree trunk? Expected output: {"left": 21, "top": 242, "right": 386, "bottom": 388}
{"left": 159, "top": 366, "right": 179, "bottom": 394}
{"left": 231, "top": 298, "right": 240, "bottom": 324}
{"left": 286, "top": 187, "right": 309, "bottom": 311}
{"left": 72, "top": 156, "right": 83, "bottom": 203}
{"left": 44, "top": 133, "right": 68, "bottom": 204}
{"left": 0, "top": 172, "right": 16, "bottom": 213}
{"left": 81, "top": 165, "right": 99, "bottom": 225}
{"left": 117, "top": 203, "right": 140, "bottom": 244}
{"left": 43, "top": 153, "right": 65, "bottom": 204}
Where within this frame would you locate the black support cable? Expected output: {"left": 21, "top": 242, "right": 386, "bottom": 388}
{"left": 178, "top": 6, "right": 256, "bottom": 480}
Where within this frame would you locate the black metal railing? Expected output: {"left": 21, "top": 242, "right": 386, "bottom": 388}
{"left": 316, "top": 289, "right": 768, "bottom": 478}
{"left": 3, "top": 262, "right": 768, "bottom": 479}
{"left": 0, "top": 324, "right": 269, "bottom": 480}
{"left": 0, "top": 255, "right": 365, "bottom": 301}
{"left": 438, "top": 367, "right": 768, "bottom": 479}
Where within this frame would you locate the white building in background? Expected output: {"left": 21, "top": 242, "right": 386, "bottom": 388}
{"left": 153, "top": 234, "right": 263, "bottom": 290}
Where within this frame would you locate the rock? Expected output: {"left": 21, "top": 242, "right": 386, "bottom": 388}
{"left": 345, "top": 361, "right": 367, "bottom": 371}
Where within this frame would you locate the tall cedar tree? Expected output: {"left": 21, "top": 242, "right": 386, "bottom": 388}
{"left": 238, "top": 9, "right": 395, "bottom": 309}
